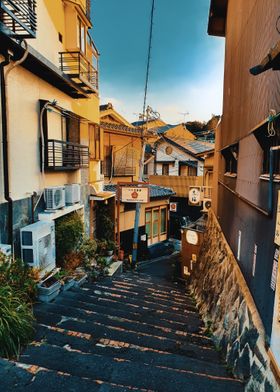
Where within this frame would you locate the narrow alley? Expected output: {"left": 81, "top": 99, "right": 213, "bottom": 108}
{"left": 1, "top": 258, "right": 244, "bottom": 392}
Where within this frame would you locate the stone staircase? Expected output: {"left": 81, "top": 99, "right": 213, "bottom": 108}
{"left": 2, "top": 269, "right": 244, "bottom": 392}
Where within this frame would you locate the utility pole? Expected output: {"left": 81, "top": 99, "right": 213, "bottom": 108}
{"left": 131, "top": 0, "right": 156, "bottom": 268}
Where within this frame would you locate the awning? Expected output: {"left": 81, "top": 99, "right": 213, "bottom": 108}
{"left": 90, "top": 192, "right": 115, "bottom": 201}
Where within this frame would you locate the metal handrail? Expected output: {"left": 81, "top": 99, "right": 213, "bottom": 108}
{"left": 0, "top": 0, "right": 37, "bottom": 38}
{"left": 59, "top": 50, "right": 98, "bottom": 91}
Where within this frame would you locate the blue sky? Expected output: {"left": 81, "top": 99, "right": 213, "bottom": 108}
{"left": 91, "top": 0, "right": 225, "bottom": 124}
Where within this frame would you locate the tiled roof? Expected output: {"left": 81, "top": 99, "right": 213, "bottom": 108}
{"left": 100, "top": 103, "right": 113, "bottom": 111}
{"left": 100, "top": 121, "right": 141, "bottom": 135}
{"left": 153, "top": 124, "right": 176, "bottom": 134}
{"left": 104, "top": 184, "right": 175, "bottom": 199}
{"left": 164, "top": 136, "right": 214, "bottom": 156}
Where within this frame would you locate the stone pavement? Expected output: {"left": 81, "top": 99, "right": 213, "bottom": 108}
{"left": 0, "top": 257, "right": 244, "bottom": 391}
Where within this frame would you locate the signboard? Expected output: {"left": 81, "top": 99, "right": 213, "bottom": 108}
{"left": 188, "top": 187, "right": 201, "bottom": 206}
{"left": 121, "top": 185, "right": 150, "bottom": 203}
{"left": 275, "top": 191, "right": 280, "bottom": 246}
{"left": 170, "top": 202, "right": 177, "bottom": 212}
{"left": 186, "top": 230, "right": 199, "bottom": 245}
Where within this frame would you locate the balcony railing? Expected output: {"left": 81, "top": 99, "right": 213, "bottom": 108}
{"left": 46, "top": 139, "right": 89, "bottom": 171}
{"left": 59, "top": 51, "right": 98, "bottom": 93}
{"left": 0, "top": 0, "right": 37, "bottom": 39}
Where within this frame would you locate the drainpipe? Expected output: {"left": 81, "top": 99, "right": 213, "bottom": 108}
{"left": 268, "top": 145, "right": 280, "bottom": 216}
{"left": 0, "top": 54, "right": 12, "bottom": 246}
{"left": 0, "top": 41, "right": 29, "bottom": 251}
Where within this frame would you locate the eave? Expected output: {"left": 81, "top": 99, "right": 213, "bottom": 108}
{"left": 0, "top": 32, "right": 90, "bottom": 99}
{"left": 208, "top": 0, "right": 228, "bottom": 37}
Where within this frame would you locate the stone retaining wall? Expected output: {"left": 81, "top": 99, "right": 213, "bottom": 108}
{"left": 190, "top": 210, "right": 280, "bottom": 392}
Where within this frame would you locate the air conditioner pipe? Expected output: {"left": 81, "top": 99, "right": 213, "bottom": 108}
{"left": 268, "top": 145, "right": 280, "bottom": 216}
{"left": 0, "top": 41, "right": 29, "bottom": 252}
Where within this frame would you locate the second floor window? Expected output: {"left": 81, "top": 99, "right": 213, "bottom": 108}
{"left": 162, "top": 163, "right": 169, "bottom": 175}
{"left": 77, "top": 17, "right": 86, "bottom": 54}
{"left": 222, "top": 143, "right": 239, "bottom": 176}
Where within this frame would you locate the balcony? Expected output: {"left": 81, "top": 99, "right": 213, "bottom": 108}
{"left": 45, "top": 139, "right": 89, "bottom": 171}
{"left": 113, "top": 167, "right": 136, "bottom": 176}
{"left": 0, "top": 0, "right": 37, "bottom": 39}
{"left": 149, "top": 175, "right": 203, "bottom": 198}
{"left": 59, "top": 51, "right": 98, "bottom": 94}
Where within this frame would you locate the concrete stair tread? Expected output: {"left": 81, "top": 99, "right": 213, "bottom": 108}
{"left": 34, "top": 308, "right": 220, "bottom": 363}
{"left": 33, "top": 324, "right": 233, "bottom": 378}
{"left": 52, "top": 295, "right": 204, "bottom": 334}
{"left": 65, "top": 288, "right": 200, "bottom": 324}
{"left": 82, "top": 282, "right": 196, "bottom": 309}
{"left": 19, "top": 344, "right": 244, "bottom": 392}
{"left": 34, "top": 302, "right": 209, "bottom": 346}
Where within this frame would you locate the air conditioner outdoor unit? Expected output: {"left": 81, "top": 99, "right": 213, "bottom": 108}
{"left": 20, "top": 221, "right": 56, "bottom": 277}
{"left": 0, "top": 244, "right": 12, "bottom": 257}
{"left": 45, "top": 186, "right": 65, "bottom": 210}
{"left": 65, "top": 184, "right": 81, "bottom": 205}
{"left": 201, "top": 198, "right": 212, "bottom": 213}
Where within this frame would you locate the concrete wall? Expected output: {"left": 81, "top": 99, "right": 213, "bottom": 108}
{"left": 190, "top": 210, "right": 280, "bottom": 391}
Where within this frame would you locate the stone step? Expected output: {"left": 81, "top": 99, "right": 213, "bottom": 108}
{"left": 93, "top": 278, "right": 193, "bottom": 301}
{"left": 1, "top": 361, "right": 144, "bottom": 392}
{"left": 35, "top": 302, "right": 212, "bottom": 347}
{"left": 70, "top": 287, "right": 197, "bottom": 320}
{"left": 34, "top": 308, "right": 220, "bottom": 363}
{"left": 85, "top": 281, "right": 196, "bottom": 309}
{"left": 19, "top": 344, "right": 244, "bottom": 392}
{"left": 34, "top": 324, "right": 233, "bottom": 379}
{"left": 116, "top": 274, "right": 187, "bottom": 293}
{"left": 54, "top": 295, "right": 204, "bottom": 334}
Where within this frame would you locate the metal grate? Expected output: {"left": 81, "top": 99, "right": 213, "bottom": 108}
{"left": 46, "top": 139, "right": 89, "bottom": 171}
{"left": 0, "top": 0, "right": 37, "bottom": 39}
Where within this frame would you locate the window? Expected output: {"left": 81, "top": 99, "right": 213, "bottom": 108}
{"left": 187, "top": 165, "right": 197, "bottom": 176}
{"left": 160, "top": 208, "right": 167, "bottom": 234}
{"left": 254, "top": 120, "right": 280, "bottom": 175}
{"left": 162, "top": 163, "right": 169, "bottom": 175}
{"left": 222, "top": 143, "right": 239, "bottom": 176}
{"left": 103, "top": 145, "right": 112, "bottom": 177}
{"left": 145, "top": 206, "right": 167, "bottom": 245}
{"left": 145, "top": 211, "right": 152, "bottom": 238}
{"left": 89, "top": 124, "right": 101, "bottom": 160}
{"left": 77, "top": 17, "right": 86, "bottom": 54}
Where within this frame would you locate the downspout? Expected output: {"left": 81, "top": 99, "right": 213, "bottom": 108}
{"left": 0, "top": 54, "right": 12, "bottom": 245}
{"left": 268, "top": 145, "right": 280, "bottom": 216}
{"left": 0, "top": 41, "right": 29, "bottom": 250}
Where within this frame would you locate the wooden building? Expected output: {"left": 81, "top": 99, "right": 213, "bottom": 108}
{"left": 209, "top": 0, "right": 280, "bottom": 368}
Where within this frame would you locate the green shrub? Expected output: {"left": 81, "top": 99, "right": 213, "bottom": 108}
{"left": 0, "top": 285, "right": 34, "bottom": 359}
{"left": 79, "top": 237, "right": 97, "bottom": 267}
{"left": 0, "top": 257, "right": 38, "bottom": 301}
{"left": 55, "top": 212, "right": 84, "bottom": 265}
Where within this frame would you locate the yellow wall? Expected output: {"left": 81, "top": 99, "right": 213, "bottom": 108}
{"left": 119, "top": 199, "right": 170, "bottom": 232}
{"left": 0, "top": 0, "right": 100, "bottom": 203}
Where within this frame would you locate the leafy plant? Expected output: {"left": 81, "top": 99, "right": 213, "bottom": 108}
{"left": 106, "top": 240, "right": 117, "bottom": 251}
{"left": 0, "top": 257, "right": 39, "bottom": 301}
{"left": 96, "top": 239, "right": 108, "bottom": 255}
{"left": 0, "top": 285, "right": 34, "bottom": 359}
{"left": 79, "top": 237, "right": 97, "bottom": 267}
{"left": 55, "top": 212, "right": 84, "bottom": 266}
{"left": 63, "top": 251, "right": 83, "bottom": 271}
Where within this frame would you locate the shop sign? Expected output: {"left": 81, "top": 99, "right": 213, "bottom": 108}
{"left": 186, "top": 230, "right": 198, "bottom": 245}
{"left": 188, "top": 187, "right": 201, "bottom": 206}
{"left": 271, "top": 248, "right": 279, "bottom": 291}
{"left": 170, "top": 202, "right": 177, "bottom": 212}
{"left": 121, "top": 186, "right": 150, "bottom": 203}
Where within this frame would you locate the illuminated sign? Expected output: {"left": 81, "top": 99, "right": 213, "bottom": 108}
{"left": 186, "top": 230, "right": 198, "bottom": 245}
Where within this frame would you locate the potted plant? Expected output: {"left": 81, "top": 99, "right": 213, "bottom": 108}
{"left": 106, "top": 240, "right": 117, "bottom": 256}
{"left": 37, "top": 275, "right": 61, "bottom": 302}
